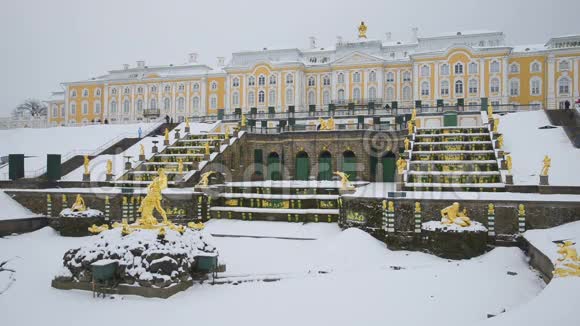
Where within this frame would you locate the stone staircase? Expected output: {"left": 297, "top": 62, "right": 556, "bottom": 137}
{"left": 404, "top": 126, "right": 505, "bottom": 192}
{"left": 207, "top": 181, "right": 343, "bottom": 222}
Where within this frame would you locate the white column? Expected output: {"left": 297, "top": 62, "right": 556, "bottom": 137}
{"left": 413, "top": 63, "right": 419, "bottom": 102}
{"left": 345, "top": 70, "right": 350, "bottom": 100}
{"left": 201, "top": 77, "right": 207, "bottom": 115}
{"left": 103, "top": 84, "right": 109, "bottom": 120}
{"left": 186, "top": 82, "right": 191, "bottom": 118}
{"left": 171, "top": 84, "right": 176, "bottom": 119}
{"left": 502, "top": 57, "right": 509, "bottom": 104}
{"left": 277, "top": 72, "right": 282, "bottom": 111}
{"left": 396, "top": 70, "right": 401, "bottom": 102}
{"left": 479, "top": 59, "right": 486, "bottom": 98}
{"left": 434, "top": 62, "right": 439, "bottom": 102}
{"left": 242, "top": 75, "right": 247, "bottom": 110}
{"left": 294, "top": 71, "right": 300, "bottom": 109}
{"left": 547, "top": 56, "right": 556, "bottom": 110}
{"left": 225, "top": 76, "right": 230, "bottom": 113}
{"left": 377, "top": 69, "right": 384, "bottom": 101}
{"left": 574, "top": 58, "right": 579, "bottom": 97}
{"left": 144, "top": 85, "right": 149, "bottom": 119}
{"left": 131, "top": 88, "right": 135, "bottom": 122}
{"left": 64, "top": 86, "right": 69, "bottom": 123}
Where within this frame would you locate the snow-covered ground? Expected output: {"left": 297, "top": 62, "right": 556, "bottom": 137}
{"left": 0, "top": 190, "right": 41, "bottom": 221}
{"left": 0, "top": 225, "right": 548, "bottom": 326}
{"left": 524, "top": 220, "right": 580, "bottom": 261}
{"left": 204, "top": 220, "right": 341, "bottom": 239}
{"left": 0, "top": 122, "right": 160, "bottom": 179}
{"left": 498, "top": 110, "right": 580, "bottom": 186}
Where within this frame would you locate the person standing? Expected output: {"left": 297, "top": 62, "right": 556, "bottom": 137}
{"left": 165, "top": 115, "right": 170, "bottom": 124}
{"left": 138, "top": 126, "right": 143, "bottom": 138}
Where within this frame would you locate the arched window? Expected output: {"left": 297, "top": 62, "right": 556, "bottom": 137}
{"left": 510, "top": 63, "right": 520, "bottom": 73}
{"left": 559, "top": 77, "right": 571, "bottom": 95}
{"left": 164, "top": 85, "right": 171, "bottom": 93}
{"left": 164, "top": 98, "right": 171, "bottom": 111}
{"left": 509, "top": 79, "right": 520, "bottom": 96}
{"left": 269, "top": 75, "right": 276, "bottom": 85}
{"left": 454, "top": 80, "right": 463, "bottom": 95}
{"left": 123, "top": 99, "right": 130, "bottom": 113}
{"left": 137, "top": 87, "right": 143, "bottom": 94}
{"left": 308, "top": 76, "right": 316, "bottom": 87}
{"left": 81, "top": 102, "right": 88, "bottom": 114}
{"left": 193, "top": 83, "right": 200, "bottom": 91}
{"left": 232, "top": 77, "right": 240, "bottom": 87}
{"left": 150, "top": 85, "right": 157, "bottom": 93}
{"left": 490, "top": 61, "right": 500, "bottom": 73}
{"left": 531, "top": 62, "right": 541, "bottom": 73}
{"left": 308, "top": 91, "right": 316, "bottom": 105}
{"left": 323, "top": 75, "right": 331, "bottom": 86}
{"left": 71, "top": 90, "right": 77, "bottom": 97}
{"left": 124, "top": 87, "right": 130, "bottom": 94}
{"left": 82, "top": 89, "right": 89, "bottom": 97}
{"left": 177, "top": 84, "right": 185, "bottom": 92}
{"left": 468, "top": 79, "right": 478, "bottom": 94}
{"left": 192, "top": 97, "right": 200, "bottom": 109}
{"left": 258, "top": 75, "right": 266, "bottom": 86}
{"left": 353, "top": 72, "right": 361, "bottom": 83}
{"left": 150, "top": 98, "right": 157, "bottom": 109}
{"left": 110, "top": 101, "right": 117, "bottom": 113}
{"left": 441, "top": 80, "right": 450, "bottom": 96}
{"left": 232, "top": 92, "right": 240, "bottom": 106}
{"left": 403, "top": 71, "right": 411, "bottom": 82}
{"left": 338, "top": 89, "right": 345, "bottom": 101}
{"left": 286, "top": 73, "right": 293, "bottom": 84}
{"left": 210, "top": 81, "right": 217, "bottom": 90}
{"left": 403, "top": 86, "right": 411, "bottom": 100}
{"left": 210, "top": 95, "right": 217, "bottom": 109}
{"left": 95, "top": 89, "right": 101, "bottom": 97}
{"left": 369, "top": 71, "right": 377, "bottom": 82}
{"left": 177, "top": 97, "right": 185, "bottom": 111}
{"left": 440, "top": 64, "right": 450, "bottom": 76}
{"left": 530, "top": 78, "right": 542, "bottom": 96}
{"left": 454, "top": 63, "right": 464, "bottom": 75}
{"left": 386, "top": 87, "right": 394, "bottom": 101}
{"left": 248, "top": 91, "right": 255, "bottom": 106}
{"left": 248, "top": 76, "right": 255, "bottom": 86}
{"left": 490, "top": 78, "right": 500, "bottom": 94}
{"left": 368, "top": 87, "right": 377, "bottom": 100}
{"left": 386, "top": 71, "right": 395, "bottom": 82}
{"left": 559, "top": 60, "right": 570, "bottom": 71}
{"left": 420, "top": 65, "right": 430, "bottom": 77}
{"left": 353, "top": 87, "right": 361, "bottom": 101}
{"left": 269, "top": 90, "right": 276, "bottom": 105}
{"left": 137, "top": 99, "right": 143, "bottom": 112}
{"left": 94, "top": 102, "right": 101, "bottom": 114}
{"left": 286, "top": 88, "right": 294, "bottom": 105}
{"left": 111, "top": 88, "right": 117, "bottom": 95}
{"left": 258, "top": 90, "right": 265, "bottom": 103}
{"left": 337, "top": 72, "right": 345, "bottom": 83}
{"left": 421, "top": 81, "right": 430, "bottom": 96}
{"left": 323, "top": 90, "right": 330, "bottom": 105}
{"left": 70, "top": 103, "right": 76, "bottom": 114}
{"left": 468, "top": 62, "right": 478, "bottom": 74}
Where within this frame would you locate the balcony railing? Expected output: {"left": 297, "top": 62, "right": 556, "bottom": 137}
{"left": 143, "top": 108, "right": 161, "bottom": 117}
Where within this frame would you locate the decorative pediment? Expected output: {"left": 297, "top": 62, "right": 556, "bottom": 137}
{"left": 331, "top": 52, "right": 384, "bottom": 66}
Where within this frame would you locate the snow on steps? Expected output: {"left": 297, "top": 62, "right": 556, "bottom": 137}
{"left": 210, "top": 207, "right": 339, "bottom": 215}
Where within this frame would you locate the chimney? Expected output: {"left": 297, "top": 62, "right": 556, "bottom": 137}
{"left": 217, "top": 57, "right": 225, "bottom": 67}
{"left": 411, "top": 27, "right": 419, "bottom": 43}
{"left": 122, "top": 64, "right": 130, "bottom": 70}
{"left": 309, "top": 36, "right": 316, "bottom": 49}
{"left": 385, "top": 32, "right": 392, "bottom": 42}
{"left": 137, "top": 60, "right": 145, "bottom": 68}
{"left": 188, "top": 53, "right": 198, "bottom": 63}
{"left": 337, "top": 36, "right": 343, "bottom": 45}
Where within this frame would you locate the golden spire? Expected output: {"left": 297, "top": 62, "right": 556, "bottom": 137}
{"left": 358, "top": 21, "right": 367, "bottom": 39}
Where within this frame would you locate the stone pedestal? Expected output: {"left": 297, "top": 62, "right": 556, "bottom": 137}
{"left": 174, "top": 129, "right": 180, "bottom": 140}
{"left": 139, "top": 154, "right": 146, "bottom": 161}
{"left": 540, "top": 175, "right": 549, "bottom": 186}
{"left": 497, "top": 150, "right": 504, "bottom": 158}
{"left": 125, "top": 161, "right": 132, "bottom": 170}
{"left": 164, "top": 140, "right": 169, "bottom": 146}
{"left": 505, "top": 174, "right": 513, "bottom": 184}
{"left": 204, "top": 154, "right": 210, "bottom": 161}
{"left": 152, "top": 145, "right": 158, "bottom": 154}
{"left": 82, "top": 174, "right": 90, "bottom": 182}
{"left": 106, "top": 174, "right": 113, "bottom": 182}
{"left": 339, "top": 188, "right": 356, "bottom": 195}
{"left": 500, "top": 159, "right": 507, "bottom": 170}
{"left": 233, "top": 129, "right": 239, "bottom": 138}
{"left": 221, "top": 139, "right": 228, "bottom": 146}
{"left": 184, "top": 126, "right": 190, "bottom": 133}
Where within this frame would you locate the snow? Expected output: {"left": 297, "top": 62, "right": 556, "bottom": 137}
{"left": 0, "top": 226, "right": 547, "bottom": 326}
{"left": 204, "top": 220, "right": 341, "bottom": 239}
{"left": 422, "top": 220, "right": 488, "bottom": 233}
{"left": 210, "top": 206, "right": 339, "bottom": 215}
{"left": 498, "top": 110, "right": 580, "bottom": 186}
{"left": 0, "top": 122, "right": 159, "bottom": 179}
{"left": 59, "top": 208, "right": 103, "bottom": 218}
{"left": 524, "top": 221, "right": 580, "bottom": 261}
{"left": 0, "top": 190, "right": 41, "bottom": 221}
{"left": 225, "top": 180, "right": 368, "bottom": 189}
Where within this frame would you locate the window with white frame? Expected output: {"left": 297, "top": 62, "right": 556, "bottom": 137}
{"left": 233, "top": 77, "right": 240, "bottom": 87}
{"left": 323, "top": 91, "right": 330, "bottom": 105}
{"left": 420, "top": 65, "right": 430, "bottom": 77}
{"left": 353, "top": 87, "right": 361, "bottom": 100}
{"left": 248, "top": 76, "right": 255, "bottom": 86}
{"left": 368, "top": 87, "right": 377, "bottom": 100}
{"left": 353, "top": 72, "right": 361, "bottom": 83}
{"left": 193, "top": 83, "right": 199, "bottom": 91}
{"left": 232, "top": 92, "right": 240, "bottom": 106}
{"left": 258, "top": 90, "right": 265, "bottom": 103}
{"left": 71, "top": 90, "right": 77, "bottom": 97}
{"left": 124, "top": 87, "right": 130, "bottom": 94}
{"left": 308, "top": 91, "right": 316, "bottom": 105}
{"left": 269, "top": 75, "right": 276, "bottom": 85}
{"left": 150, "top": 98, "right": 157, "bottom": 109}
{"left": 52, "top": 106, "right": 57, "bottom": 117}
{"left": 531, "top": 78, "right": 542, "bottom": 96}
{"left": 421, "top": 81, "right": 430, "bottom": 96}
{"left": 258, "top": 75, "right": 266, "bottom": 86}
{"left": 337, "top": 72, "right": 345, "bottom": 83}
{"left": 210, "top": 95, "right": 217, "bottom": 109}
{"left": 95, "top": 89, "right": 101, "bottom": 97}
{"left": 111, "top": 88, "right": 117, "bottom": 95}
{"left": 192, "top": 97, "right": 199, "bottom": 110}
{"left": 509, "top": 79, "right": 520, "bottom": 96}
{"left": 490, "top": 60, "right": 500, "bottom": 73}
{"left": 286, "top": 73, "right": 293, "bottom": 84}
{"left": 137, "top": 87, "right": 143, "bottom": 94}
{"left": 454, "top": 63, "right": 464, "bottom": 75}
{"left": 164, "top": 98, "right": 171, "bottom": 111}
{"left": 211, "top": 81, "right": 217, "bottom": 90}
{"left": 440, "top": 64, "right": 450, "bottom": 76}
{"left": 510, "top": 63, "right": 520, "bottom": 73}
{"left": 559, "top": 60, "right": 570, "bottom": 71}
{"left": 369, "top": 71, "right": 377, "bottom": 82}
{"left": 386, "top": 71, "right": 395, "bottom": 82}
{"left": 403, "top": 71, "right": 411, "bottom": 82}
{"left": 454, "top": 80, "right": 464, "bottom": 95}
{"left": 123, "top": 100, "right": 130, "bottom": 113}
{"left": 286, "top": 89, "right": 294, "bottom": 105}
{"left": 61, "top": 107, "right": 65, "bottom": 117}
{"left": 164, "top": 85, "right": 171, "bottom": 93}
{"left": 178, "top": 84, "right": 185, "bottom": 92}
{"left": 531, "top": 62, "right": 541, "bottom": 73}
{"left": 82, "top": 89, "right": 89, "bottom": 97}
{"left": 440, "top": 80, "right": 449, "bottom": 96}
{"left": 386, "top": 87, "right": 394, "bottom": 101}
{"left": 82, "top": 102, "right": 88, "bottom": 114}
{"left": 151, "top": 85, "right": 157, "bottom": 93}
{"left": 468, "top": 62, "right": 478, "bottom": 74}
{"left": 490, "top": 78, "right": 500, "bottom": 94}
{"left": 558, "top": 77, "right": 570, "bottom": 95}
{"left": 248, "top": 91, "right": 255, "bottom": 106}
{"left": 177, "top": 97, "right": 185, "bottom": 111}
{"left": 94, "top": 102, "right": 101, "bottom": 114}
{"left": 403, "top": 86, "right": 411, "bottom": 100}
{"left": 137, "top": 99, "right": 143, "bottom": 112}
{"left": 468, "top": 79, "right": 478, "bottom": 95}
{"left": 323, "top": 75, "right": 331, "bottom": 86}
{"left": 338, "top": 89, "right": 345, "bottom": 101}
{"left": 308, "top": 76, "right": 316, "bottom": 87}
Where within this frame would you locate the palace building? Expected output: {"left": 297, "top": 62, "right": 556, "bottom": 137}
{"left": 48, "top": 24, "right": 580, "bottom": 125}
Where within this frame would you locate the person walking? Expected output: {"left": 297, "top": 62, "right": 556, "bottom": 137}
{"left": 165, "top": 115, "right": 170, "bottom": 124}
{"left": 138, "top": 126, "right": 143, "bottom": 139}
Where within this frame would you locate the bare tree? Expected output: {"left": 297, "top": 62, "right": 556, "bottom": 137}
{"left": 13, "top": 99, "right": 47, "bottom": 118}
{"left": 0, "top": 259, "right": 17, "bottom": 295}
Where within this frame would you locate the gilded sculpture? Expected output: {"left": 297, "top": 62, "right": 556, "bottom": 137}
{"left": 404, "top": 138, "right": 410, "bottom": 151}
{"left": 497, "top": 135, "right": 504, "bottom": 149}
{"left": 83, "top": 155, "right": 90, "bottom": 175}
{"left": 553, "top": 241, "right": 580, "bottom": 278}
{"left": 358, "top": 21, "right": 367, "bottom": 39}
{"left": 493, "top": 118, "right": 499, "bottom": 133}
{"left": 408, "top": 120, "right": 415, "bottom": 135}
{"left": 396, "top": 157, "right": 407, "bottom": 174}
{"left": 137, "top": 169, "right": 168, "bottom": 227}
{"left": 415, "top": 202, "right": 421, "bottom": 213}
{"left": 518, "top": 204, "right": 525, "bottom": 216}
{"left": 411, "top": 107, "right": 417, "bottom": 121}
{"left": 71, "top": 194, "right": 87, "bottom": 212}
{"left": 488, "top": 203, "right": 495, "bottom": 215}
{"left": 440, "top": 202, "right": 472, "bottom": 227}
{"left": 204, "top": 142, "right": 211, "bottom": 156}
{"left": 541, "top": 155, "right": 551, "bottom": 176}
{"left": 185, "top": 117, "right": 190, "bottom": 129}
{"left": 241, "top": 114, "right": 247, "bottom": 127}
{"left": 487, "top": 104, "right": 494, "bottom": 121}
{"left": 334, "top": 171, "right": 354, "bottom": 190}
{"left": 106, "top": 159, "right": 113, "bottom": 175}
{"left": 140, "top": 144, "right": 145, "bottom": 156}
{"left": 177, "top": 158, "right": 184, "bottom": 173}
{"left": 506, "top": 154, "right": 513, "bottom": 174}
{"left": 197, "top": 171, "right": 215, "bottom": 188}
{"left": 164, "top": 128, "right": 169, "bottom": 141}
{"left": 318, "top": 117, "right": 335, "bottom": 131}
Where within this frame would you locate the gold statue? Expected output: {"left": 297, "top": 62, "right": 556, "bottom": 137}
{"left": 358, "top": 21, "right": 367, "bottom": 39}
{"left": 327, "top": 117, "right": 335, "bottom": 130}
{"left": 518, "top": 204, "right": 525, "bottom": 216}
{"left": 88, "top": 224, "right": 109, "bottom": 234}
{"left": 185, "top": 117, "right": 190, "bottom": 129}
{"left": 487, "top": 104, "right": 494, "bottom": 121}
{"left": 440, "top": 202, "right": 472, "bottom": 227}
{"left": 225, "top": 126, "right": 231, "bottom": 140}
{"left": 197, "top": 171, "right": 215, "bottom": 188}
{"left": 506, "top": 154, "right": 513, "bottom": 174}
{"left": 83, "top": 155, "right": 90, "bottom": 175}
{"left": 137, "top": 169, "right": 168, "bottom": 227}
{"left": 164, "top": 128, "right": 169, "bottom": 141}
{"left": 411, "top": 107, "right": 417, "bottom": 121}
{"left": 415, "top": 202, "right": 421, "bottom": 213}
{"left": 204, "top": 142, "right": 211, "bottom": 156}
{"left": 388, "top": 201, "right": 394, "bottom": 212}
{"left": 188, "top": 222, "right": 205, "bottom": 230}
{"left": 408, "top": 120, "right": 415, "bottom": 135}
{"left": 334, "top": 171, "right": 354, "bottom": 190}
{"left": 493, "top": 118, "right": 499, "bottom": 133}
{"left": 541, "top": 155, "right": 551, "bottom": 176}
{"left": 488, "top": 203, "right": 495, "bottom": 215}
{"left": 241, "top": 114, "right": 247, "bottom": 127}
{"left": 497, "top": 135, "right": 504, "bottom": 149}
{"left": 396, "top": 157, "right": 407, "bottom": 174}
{"left": 404, "top": 138, "right": 410, "bottom": 151}
{"left": 318, "top": 117, "right": 328, "bottom": 130}
{"left": 140, "top": 144, "right": 145, "bottom": 156}
{"left": 553, "top": 241, "right": 580, "bottom": 278}
{"left": 106, "top": 159, "right": 113, "bottom": 175}
{"left": 177, "top": 158, "right": 184, "bottom": 173}
{"left": 71, "top": 194, "right": 87, "bottom": 212}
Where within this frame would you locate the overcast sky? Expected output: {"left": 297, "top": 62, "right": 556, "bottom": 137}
{"left": 0, "top": 0, "right": 578, "bottom": 116}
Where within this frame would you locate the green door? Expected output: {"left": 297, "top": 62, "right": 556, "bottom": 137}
{"left": 342, "top": 152, "right": 357, "bottom": 180}
{"left": 295, "top": 153, "right": 310, "bottom": 180}
{"left": 444, "top": 112, "right": 458, "bottom": 127}
{"left": 382, "top": 155, "right": 396, "bottom": 182}
{"left": 318, "top": 152, "right": 332, "bottom": 181}
{"left": 268, "top": 154, "right": 281, "bottom": 180}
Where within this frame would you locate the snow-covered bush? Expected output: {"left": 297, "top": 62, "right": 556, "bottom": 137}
{"left": 59, "top": 208, "right": 104, "bottom": 218}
